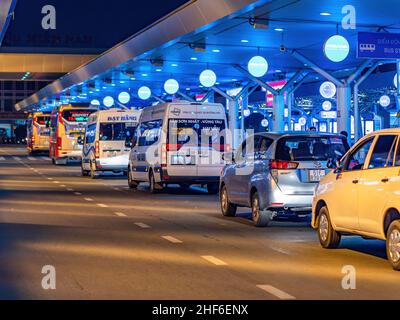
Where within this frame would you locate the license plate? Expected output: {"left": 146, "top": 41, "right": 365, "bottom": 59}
{"left": 308, "top": 170, "right": 326, "bottom": 182}
{"left": 171, "top": 155, "right": 195, "bottom": 165}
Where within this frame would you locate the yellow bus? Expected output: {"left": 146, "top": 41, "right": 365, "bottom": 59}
{"left": 50, "top": 104, "right": 97, "bottom": 165}
{"left": 27, "top": 112, "right": 51, "bottom": 155}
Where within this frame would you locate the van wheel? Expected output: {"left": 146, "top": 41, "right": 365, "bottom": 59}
{"left": 81, "top": 163, "right": 89, "bottom": 177}
{"left": 207, "top": 183, "right": 219, "bottom": 195}
{"left": 387, "top": 220, "right": 400, "bottom": 271}
{"left": 251, "top": 192, "right": 272, "bottom": 227}
{"left": 90, "top": 161, "right": 97, "bottom": 179}
{"left": 128, "top": 168, "right": 139, "bottom": 189}
{"left": 318, "top": 206, "right": 341, "bottom": 249}
{"left": 149, "top": 171, "right": 162, "bottom": 194}
{"left": 220, "top": 185, "right": 237, "bottom": 217}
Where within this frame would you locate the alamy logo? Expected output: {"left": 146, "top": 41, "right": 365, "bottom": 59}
{"left": 41, "top": 265, "right": 56, "bottom": 290}
{"left": 341, "top": 265, "right": 356, "bottom": 290}
{"left": 41, "top": 5, "right": 56, "bottom": 30}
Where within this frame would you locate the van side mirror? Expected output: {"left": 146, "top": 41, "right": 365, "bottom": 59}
{"left": 126, "top": 136, "right": 138, "bottom": 148}
{"left": 222, "top": 152, "right": 235, "bottom": 163}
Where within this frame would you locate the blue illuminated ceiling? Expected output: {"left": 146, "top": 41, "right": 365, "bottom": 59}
{"left": 16, "top": 0, "right": 400, "bottom": 112}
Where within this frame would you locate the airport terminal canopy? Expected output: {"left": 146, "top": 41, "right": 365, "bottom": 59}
{"left": 15, "top": 0, "right": 400, "bottom": 114}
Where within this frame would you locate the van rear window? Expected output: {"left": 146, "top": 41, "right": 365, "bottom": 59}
{"left": 276, "top": 136, "right": 349, "bottom": 161}
{"left": 167, "top": 118, "right": 226, "bottom": 148}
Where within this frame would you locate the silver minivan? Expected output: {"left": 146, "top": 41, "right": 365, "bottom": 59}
{"left": 220, "top": 132, "right": 350, "bottom": 227}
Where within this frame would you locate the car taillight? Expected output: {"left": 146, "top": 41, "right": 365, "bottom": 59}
{"left": 166, "top": 144, "right": 182, "bottom": 151}
{"left": 57, "top": 137, "right": 62, "bottom": 150}
{"left": 269, "top": 160, "right": 299, "bottom": 170}
{"left": 95, "top": 141, "right": 100, "bottom": 159}
{"left": 162, "top": 144, "right": 167, "bottom": 165}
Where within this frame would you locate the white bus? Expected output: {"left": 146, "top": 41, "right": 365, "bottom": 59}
{"left": 127, "top": 102, "right": 229, "bottom": 194}
{"left": 82, "top": 109, "right": 141, "bottom": 178}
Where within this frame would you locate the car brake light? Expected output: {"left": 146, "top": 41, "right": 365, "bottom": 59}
{"left": 95, "top": 141, "right": 100, "bottom": 159}
{"left": 269, "top": 160, "right": 299, "bottom": 170}
{"left": 162, "top": 143, "right": 167, "bottom": 165}
{"left": 57, "top": 137, "right": 62, "bottom": 150}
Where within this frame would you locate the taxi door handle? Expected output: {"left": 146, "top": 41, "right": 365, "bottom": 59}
{"left": 352, "top": 179, "right": 359, "bottom": 184}
{"left": 381, "top": 177, "right": 389, "bottom": 183}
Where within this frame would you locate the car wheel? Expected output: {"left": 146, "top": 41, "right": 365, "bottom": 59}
{"left": 220, "top": 185, "right": 237, "bottom": 217}
{"left": 128, "top": 167, "right": 139, "bottom": 189}
{"left": 317, "top": 206, "right": 341, "bottom": 249}
{"left": 149, "top": 171, "right": 162, "bottom": 194}
{"left": 207, "top": 183, "right": 219, "bottom": 195}
{"left": 387, "top": 220, "right": 400, "bottom": 271}
{"left": 90, "top": 161, "right": 97, "bottom": 179}
{"left": 251, "top": 192, "right": 272, "bottom": 227}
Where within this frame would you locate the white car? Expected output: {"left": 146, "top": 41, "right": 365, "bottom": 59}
{"left": 312, "top": 129, "right": 400, "bottom": 270}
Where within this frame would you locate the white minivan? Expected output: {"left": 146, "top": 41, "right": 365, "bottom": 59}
{"left": 82, "top": 109, "right": 141, "bottom": 178}
{"left": 127, "top": 102, "right": 229, "bottom": 193}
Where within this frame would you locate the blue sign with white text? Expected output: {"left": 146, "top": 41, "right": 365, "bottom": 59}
{"left": 358, "top": 32, "right": 400, "bottom": 59}
{"left": 357, "top": 32, "right": 400, "bottom": 59}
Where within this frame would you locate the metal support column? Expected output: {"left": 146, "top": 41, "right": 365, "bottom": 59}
{"left": 273, "top": 94, "right": 285, "bottom": 132}
{"left": 353, "top": 61, "right": 381, "bottom": 141}
{"left": 287, "top": 92, "right": 294, "bottom": 131}
{"left": 337, "top": 85, "right": 352, "bottom": 135}
{"left": 397, "top": 61, "right": 400, "bottom": 112}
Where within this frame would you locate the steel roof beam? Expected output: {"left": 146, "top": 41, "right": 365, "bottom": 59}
{"left": 234, "top": 65, "right": 279, "bottom": 96}
{"left": 177, "top": 91, "right": 195, "bottom": 102}
{"left": 291, "top": 50, "right": 342, "bottom": 87}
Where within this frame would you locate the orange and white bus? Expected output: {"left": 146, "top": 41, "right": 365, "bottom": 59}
{"left": 50, "top": 104, "right": 98, "bottom": 165}
{"left": 27, "top": 112, "right": 51, "bottom": 155}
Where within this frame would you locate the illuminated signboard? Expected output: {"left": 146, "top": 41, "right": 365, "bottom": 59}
{"left": 320, "top": 111, "right": 337, "bottom": 119}
{"left": 324, "top": 35, "right": 350, "bottom": 62}
{"left": 62, "top": 110, "right": 93, "bottom": 122}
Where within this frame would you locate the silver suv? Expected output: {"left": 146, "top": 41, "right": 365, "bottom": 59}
{"left": 220, "top": 132, "right": 350, "bottom": 227}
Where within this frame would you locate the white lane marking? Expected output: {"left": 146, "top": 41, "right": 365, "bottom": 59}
{"left": 74, "top": 192, "right": 82, "bottom": 196}
{"left": 270, "top": 247, "right": 291, "bottom": 255}
{"left": 67, "top": 188, "right": 74, "bottom": 192}
{"left": 42, "top": 157, "right": 51, "bottom": 161}
{"left": 13, "top": 157, "right": 21, "bottom": 161}
{"left": 97, "top": 203, "right": 108, "bottom": 208}
{"left": 257, "top": 285, "right": 296, "bottom": 300}
{"left": 60, "top": 185, "right": 67, "bottom": 188}
{"left": 134, "top": 222, "right": 150, "bottom": 229}
{"left": 53, "top": 181, "right": 60, "bottom": 184}
{"left": 114, "top": 212, "right": 127, "bottom": 217}
{"left": 201, "top": 256, "right": 227, "bottom": 266}
{"left": 84, "top": 198, "right": 94, "bottom": 202}
{"left": 28, "top": 157, "right": 36, "bottom": 161}
{"left": 47, "top": 178, "right": 53, "bottom": 180}
{"left": 162, "top": 236, "right": 183, "bottom": 244}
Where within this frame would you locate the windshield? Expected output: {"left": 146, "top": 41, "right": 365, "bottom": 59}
{"left": 99, "top": 123, "right": 137, "bottom": 141}
{"left": 35, "top": 116, "right": 51, "bottom": 126}
{"left": 167, "top": 118, "right": 226, "bottom": 148}
{"left": 276, "top": 136, "right": 349, "bottom": 161}
{"left": 62, "top": 110, "right": 95, "bottom": 122}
